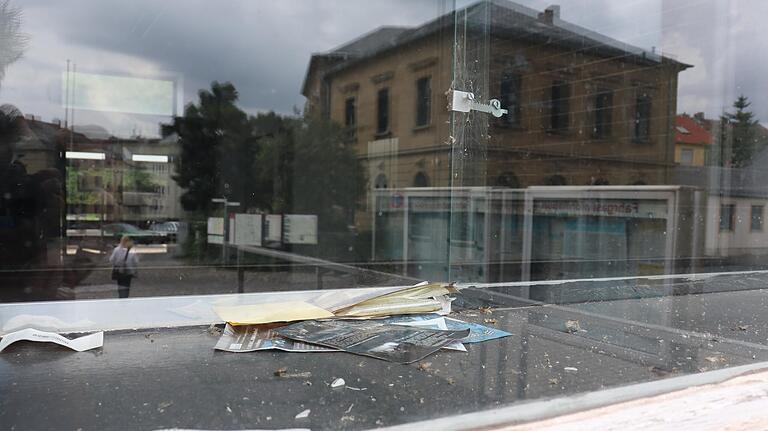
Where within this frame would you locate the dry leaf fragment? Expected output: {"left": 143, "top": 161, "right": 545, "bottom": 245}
{"left": 565, "top": 320, "right": 581, "bottom": 333}
{"left": 483, "top": 318, "right": 497, "bottom": 325}
{"left": 273, "top": 367, "right": 287, "bottom": 377}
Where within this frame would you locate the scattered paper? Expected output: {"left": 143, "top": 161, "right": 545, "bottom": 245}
{"left": 214, "top": 323, "right": 336, "bottom": 352}
{"left": 390, "top": 316, "right": 466, "bottom": 351}
{"left": 1, "top": 315, "right": 96, "bottom": 336}
{"left": 213, "top": 301, "right": 334, "bottom": 325}
{"left": 0, "top": 328, "right": 103, "bottom": 352}
{"left": 385, "top": 314, "right": 512, "bottom": 343}
{"left": 312, "top": 281, "right": 455, "bottom": 313}
{"left": 275, "top": 319, "right": 469, "bottom": 364}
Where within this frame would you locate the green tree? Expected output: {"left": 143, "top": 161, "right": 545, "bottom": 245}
{"left": 722, "top": 95, "right": 761, "bottom": 167}
{"left": 169, "top": 82, "right": 366, "bottom": 256}
{"left": 166, "top": 81, "right": 257, "bottom": 214}
{"left": 256, "top": 115, "right": 365, "bottom": 232}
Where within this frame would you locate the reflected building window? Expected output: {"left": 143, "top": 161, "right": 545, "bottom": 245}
{"left": 344, "top": 96, "right": 356, "bottom": 140}
{"left": 376, "top": 88, "right": 389, "bottom": 135}
{"left": 751, "top": 205, "right": 763, "bottom": 231}
{"left": 415, "top": 77, "right": 431, "bottom": 127}
{"left": 550, "top": 80, "right": 569, "bottom": 132}
{"left": 500, "top": 72, "right": 521, "bottom": 126}
{"left": 344, "top": 97, "right": 356, "bottom": 128}
{"left": 374, "top": 173, "right": 388, "bottom": 189}
{"left": 544, "top": 174, "right": 567, "bottom": 186}
{"left": 634, "top": 92, "right": 652, "bottom": 142}
{"left": 680, "top": 148, "right": 694, "bottom": 165}
{"left": 720, "top": 204, "right": 736, "bottom": 231}
{"left": 413, "top": 171, "right": 429, "bottom": 187}
{"left": 593, "top": 89, "right": 613, "bottom": 138}
{"left": 495, "top": 172, "right": 520, "bottom": 188}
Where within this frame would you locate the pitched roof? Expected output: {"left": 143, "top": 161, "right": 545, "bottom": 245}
{"left": 302, "top": 0, "right": 691, "bottom": 94}
{"left": 675, "top": 115, "right": 712, "bottom": 145}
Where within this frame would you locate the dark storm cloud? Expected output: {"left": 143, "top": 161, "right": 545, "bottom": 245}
{"left": 20, "top": 0, "right": 439, "bottom": 114}
{"left": 5, "top": 0, "right": 768, "bottom": 135}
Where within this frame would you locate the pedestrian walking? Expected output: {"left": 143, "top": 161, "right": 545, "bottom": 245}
{"left": 109, "top": 235, "right": 138, "bottom": 298}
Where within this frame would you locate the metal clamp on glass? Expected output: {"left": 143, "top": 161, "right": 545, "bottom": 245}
{"left": 448, "top": 89, "right": 508, "bottom": 118}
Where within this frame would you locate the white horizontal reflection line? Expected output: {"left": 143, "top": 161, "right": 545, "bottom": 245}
{"left": 65, "top": 151, "right": 105, "bottom": 160}
{"left": 132, "top": 154, "right": 169, "bottom": 163}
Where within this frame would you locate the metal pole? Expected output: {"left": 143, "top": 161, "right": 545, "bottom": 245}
{"left": 222, "top": 198, "right": 228, "bottom": 266}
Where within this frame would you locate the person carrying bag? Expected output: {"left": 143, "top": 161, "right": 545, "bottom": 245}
{"left": 109, "top": 235, "right": 138, "bottom": 298}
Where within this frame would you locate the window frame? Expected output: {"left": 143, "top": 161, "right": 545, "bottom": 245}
{"left": 415, "top": 76, "right": 431, "bottom": 128}
{"left": 720, "top": 204, "right": 736, "bottom": 232}
{"left": 499, "top": 72, "right": 522, "bottom": 127}
{"left": 751, "top": 205, "right": 764, "bottom": 232}
{"left": 376, "top": 87, "right": 390, "bottom": 136}
{"left": 549, "top": 80, "right": 570, "bottom": 132}
{"left": 592, "top": 88, "right": 613, "bottom": 139}
{"left": 633, "top": 91, "right": 652, "bottom": 143}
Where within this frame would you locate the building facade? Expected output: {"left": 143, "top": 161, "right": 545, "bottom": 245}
{"left": 303, "top": 1, "right": 690, "bottom": 201}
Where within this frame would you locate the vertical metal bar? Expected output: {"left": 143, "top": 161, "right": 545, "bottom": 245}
{"left": 237, "top": 247, "right": 244, "bottom": 293}
{"left": 402, "top": 194, "right": 409, "bottom": 277}
{"left": 520, "top": 189, "right": 533, "bottom": 298}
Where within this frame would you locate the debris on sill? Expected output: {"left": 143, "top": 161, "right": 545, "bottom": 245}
{"left": 210, "top": 281, "right": 512, "bottom": 365}
{"left": 564, "top": 320, "right": 581, "bottom": 333}
{"left": 331, "top": 378, "right": 346, "bottom": 388}
{"left": 0, "top": 328, "right": 103, "bottom": 353}
{"left": 295, "top": 408, "right": 311, "bottom": 419}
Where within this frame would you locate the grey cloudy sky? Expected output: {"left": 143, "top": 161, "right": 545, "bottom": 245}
{"left": 1, "top": 0, "right": 765, "bottom": 137}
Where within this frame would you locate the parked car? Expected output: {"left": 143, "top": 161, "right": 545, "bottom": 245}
{"left": 149, "top": 221, "right": 181, "bottom": 242}
{"left": 102, "top": 223, "right": 168, "bottom": 244}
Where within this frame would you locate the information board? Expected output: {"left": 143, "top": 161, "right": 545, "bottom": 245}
{"left": 233, "top": 214, "right": 262, "bottom": 246}
{"left": 265, "top": 214, "right": 282, "bottom": 242}
{"left": 283, "top": 215, "right": 318, "bottom": 244}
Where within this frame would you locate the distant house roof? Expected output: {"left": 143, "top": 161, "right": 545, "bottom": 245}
{"left": 675, "top": 115, "right": 712, "bottom": 145}
{"left": 302, "top": 0, "right": 691, "bottom": 96}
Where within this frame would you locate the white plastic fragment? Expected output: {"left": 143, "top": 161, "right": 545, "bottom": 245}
{"left": 295, "top": 409, "right": 311, "bottom": 419}
{"left": 331, "top": 378, "right": 346, "bottom": 388}
{"left": 0, "top": 328, "right": 103, "bottom": 352}
{"left": 564, "top": 366, "right": 578, "bottom": 372}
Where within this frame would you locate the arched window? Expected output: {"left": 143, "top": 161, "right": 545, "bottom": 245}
{"left": 413, "top": 172, "right": 429, "bottom": 187}
{"left": 374, "top": 173, "right": 388, "bottom": 189}
{"left": 544, "top": 174, "right": 567, "bottom": 186}
{"left": 495, "top": 172, "right": 520, "bottom": 188}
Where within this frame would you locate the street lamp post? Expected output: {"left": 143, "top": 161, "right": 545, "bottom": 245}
{"left": 211, "top": 198, "right": 240, "bottom": 265}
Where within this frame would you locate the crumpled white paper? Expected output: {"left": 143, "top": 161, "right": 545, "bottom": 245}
{"left": 0, "top": 328, "right": 103, "bottom": 352}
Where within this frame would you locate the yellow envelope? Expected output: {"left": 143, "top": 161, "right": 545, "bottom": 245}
{"left": 214, "top": 301, "right": 334, "bottom": 325}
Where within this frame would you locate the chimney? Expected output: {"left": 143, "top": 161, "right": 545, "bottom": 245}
{"left": 693, "top": 112, "right": 705, "bottom": 123}
{"left": 539, "top": 5, "right": 560, "bottom": 24}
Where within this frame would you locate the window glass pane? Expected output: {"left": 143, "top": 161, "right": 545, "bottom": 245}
{"left": 4, "top": 2, "right": 768, "bottom": 427}
{"left": 752, "top": 205, "right": 764, "bottom": 231}
{"left": 416, "top": 76, "right": 431, "bottom": 127}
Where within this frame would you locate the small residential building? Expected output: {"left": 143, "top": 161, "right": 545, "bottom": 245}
{"left": 674, "top": 114, "right": 712, "bottom": 166}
